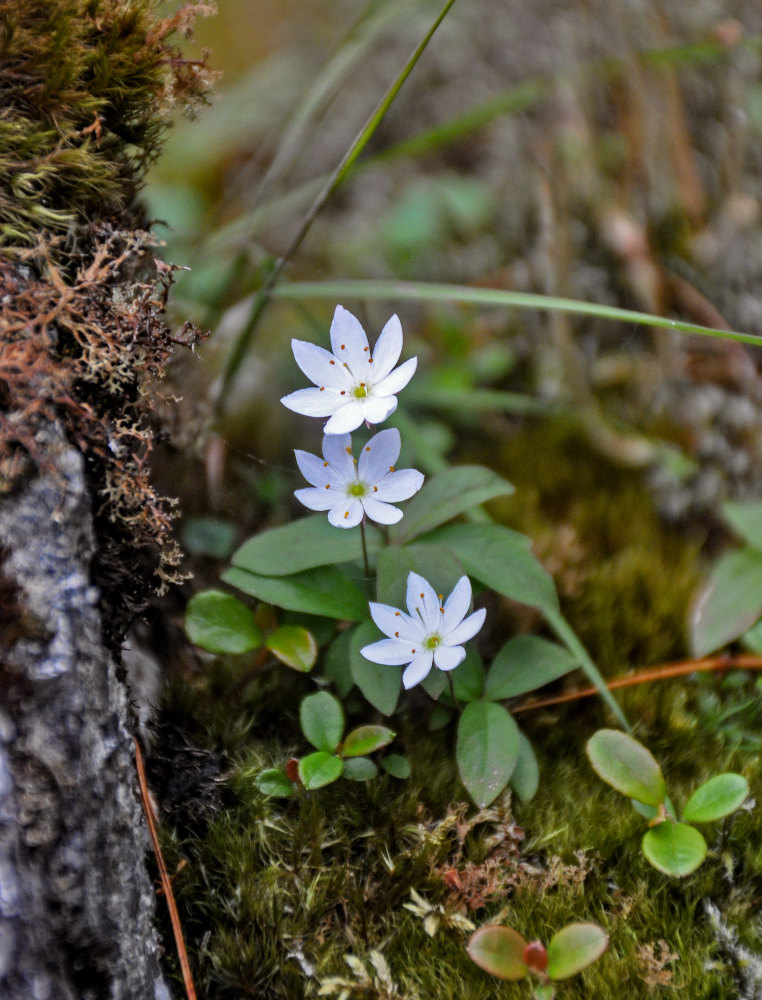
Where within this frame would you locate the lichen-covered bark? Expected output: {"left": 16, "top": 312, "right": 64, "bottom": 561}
{"left": 0, "top": 429, "right": 170, "bottom": 1000}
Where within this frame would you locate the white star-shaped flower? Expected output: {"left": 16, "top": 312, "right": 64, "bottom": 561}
{"left": 280, "top": 305, "right": 417, "bottom": 434}
{"left": 361, "top": 572, "right": 486, "bottom": 689}
{"left": 294, "top": 428, "right": 424, "bottom": 529}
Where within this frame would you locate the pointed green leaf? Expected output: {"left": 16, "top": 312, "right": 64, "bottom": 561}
{"left": 376, "top": 543, "right": 465, "bottom": 609}
{"left": 510, "top": 731, "right": 540, "bottom": 802}
{"left": 349, "top": 620, "right": 401, "bottom": 715}
{"left": 682, "top": 773, "right": 749, "bottom": 824}
{"left": 689, "top": 549, "right": 762, "bottom": 656}
{"left": 423, "top": 523, "right": 559, "bottom": 614}
{"left": 300, "top": 692, "right": 344, "bottom": 753}
{"left": 467, "top": 926, "right": 527, "bottom": 980}
{"left": 232, "top": 514, "right": 381, "bottom": 575}
{"left": 222, "top": 564, "right": 369, "bottom": 620}
{"left": 451, "top": 647, "right": 485, "bottom": 703}
{"left": 421, "top": 668, "right": 448, "bottom": 701}
{"left": 342, "top": 757, "right": 378, "bottom": 781}
{"left": 323, "top": 627, "right": 355, "bottom": 696}
{"left": 457, "top": 701, "right": 520, "bottom": 807}
{"left": 547, "top": 923, "right": 608, "bottom": 980}
{"left": 642, "top": 822, "right": 707, "bottom": 877}
{"left": 298, "top": 752, "right": 344, "bottom": 790}
{"left": 255, "top": 769, "right": 295, "bottom": 798}
{"left": 185, "top": 590, "right": 262, "bottom": 654}
{"left": 266, "top": 625, "right": 317, "bottom": 672}
{"left": 586, "top": 730, "right": 666, "bottom": 807}
{"left": 722, "top": 500, "right": 762, "bottom": 551}
{"left": 390, "top": 466, "right": 514, "bottom": 545}
{"left": 485, "top": 636, "right": 579, "bottom": 700}
{"left": 381, "top": 754, "right": 411, "bottom": 779}
{"left": 342, "top": 725, "right": 396, "bottom": 757}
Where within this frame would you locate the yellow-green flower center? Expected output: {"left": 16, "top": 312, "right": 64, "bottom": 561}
{"left": 424, "top": 634, "right": 440, "bottom": 650}
{"left": 348, "top": 482, "right": 367, "bottom": 498}
{"left": 353, "top": 383, "right": 368, "bottom": 398}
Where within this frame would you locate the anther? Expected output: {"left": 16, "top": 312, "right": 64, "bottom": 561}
{"left": 395, "top": 612, "right": 401, "bottom": 617}
{"left": 340, "top": 344, "right": 345, "bottom": 349}
{"left": 325, "top": 484, "right": 330, "bottom": 489}
{"left": 340, "top": 391, "right": 346, "bottom": 395}
{"left": 320, "top": 386, "right": 325, "bottom": 391}
{"left": 345, "top": 446, "right": 352, "bottom": 454}
{"left": 344, "top": 511, "right": 349, "bottom": 518}
{"left": 394, "top": 631, "right": 399, "bottom": 637}
{"left": 365, "top": 446, "right": 371, "bottom": 452}
{"left": 329, "top": 360, "right": 335, "bottom": 365}
{"left": 389, "top": 465, "right": 395, "bottom": 471}
{"left": 373, "top": 486, "right": 378, "bottom": 492}
{"left": 323, "top": 461, "right": 329, "bottom": 467}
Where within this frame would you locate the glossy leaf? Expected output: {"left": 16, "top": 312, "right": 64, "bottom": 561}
{"left": 642, "top": 822, "right": 707, "bottom": 877}
{"left": 232, "top": 514, "right": 381, "bottom": 576}
{"left": 300, "top": 692, "right": 344, "bottom": 753}
{"left": 451, "top": 647, "right": 485, "bottom": 703}
{"left": 222, "top": 564, "right": 369, "bottom": 621}
{"left": 343, "top": 757, "right": 378, "bottom": 781}
{"left": 547, "top": 923, "right": 608, "bottom": 980}
{"left": 510, "top": 732, "right": 540, "bottom": 802}
{"left": 722, "top": 499, "right": 762, "bottom": 551}
{"left": 467, "top": 926, "right": 527, "bottom": 980}
{"left": 457, "top": 701, "right": 520, "bottom": 807}
{"left": 185, "top": 590, "right": 262, "bottom": 655}
{"left": 342, "top": 725, "right": 396, "bottom": 758}
{"left": 391, "top": 466, "right": 514, "bottom": 545}
{"left": 255, "top": 768, "right": 295, "bottom": 798}
{"left": 689, "top": 549, "right": 762, "bottom": 656}
{"left": 266, "top": 625, "right": 317, "bottom": 672}
{"left": 632, "top": 795, "right": 677, "bottom": 823}
{"left": 376, "top": 543, "right": 464, "bottom": 609}
{"left": 349, "top": 619, "right": 402, "bottom": 716}
{"left": 298, "top": 752, "right": 344, "bottom": 790}
{"left": 381, "top": 754, "right": 411, "bottom": 779}
{"left": 423, "top": 523, "right": 559, "bottom": 614}
{"left": 485, "top": 636, "right": 579, "bottom": 700}
{"left": 682, "top": 773, "right": 749, "bottom": 824}
{"left": 322, "top": 628, "right": 354, "bottom": 696}
{"left": 586, "top": 730, "right": 666, "bottom": 807}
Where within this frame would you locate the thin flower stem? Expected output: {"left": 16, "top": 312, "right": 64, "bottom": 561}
{"left": 359, "top": 516, "right": 371, "bottom": 580}
{"left": 447, "top": 671, "right": 462, "bottom": 712}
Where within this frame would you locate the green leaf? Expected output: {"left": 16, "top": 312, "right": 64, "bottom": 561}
{"left": 381, "top": 754, "right": 411, "bottom": 779}
{"left": 376, "top": 543, "right": 464, "bottom": 609}
{"left": 722, "top": 500, "right": 762, "bottom": 551}
{"left": 298, "top": 752, "right": 344, "bottom": 790}
{"left": 349, "top": 620, "right": 401, "bottom": 716}
{"left": 547, "top": 923, "right": 608, "bottom": 980}
{"left": 586, "top": 730, "right": 666, "bottom": 807}
{"left": 682, "top": 773, "right": 749, "bottom": 824}
{"left": 222, "top": 564, "right": 369, "bottom": 621}
{"left": 466, "top": 926, "right": 527, "bottom": 980}
{"left": 232, "top": 514, "right": 381, "bottom": 576}
{"left": 182, "top": 517, "right": 236, "bottom": 559}
{"left": 428, "top": 704, "right": 453, "bottom": 731}
{"left": 689, "top": 549, "right": 762, "bottom": 657}
{"left": 632, "top": 795, "right": 677, "bottom": 822}
{"left": 323, "top": 628, "right": 355, "bottom": 696}
{"left": 255, "top": 769, "right": 295, "bottom": 798}
{"left": 510, "top": 732, "right": 540, "bottom": 802}
{"left": 391, "top": 466, "right": 515, "bottom": 544}
{"left": 485, "top": 636, "right": 579, "bottom": 700}
{"left": 300, "top": 692, "right": 344, "bottom": 753}
{"left": 642, "top": 822, "right": 707, "bottom": 877}
{"left": 457, "top": 701, "right": 520, "bottom": 807}
{"left": 343, "top": 757, "right": 378, "bottom": 781}
{"left": 342, "top": 725, "right": 396, "bottom": 757}
{"left": 533, "top": 986, "right": 555, "bottom": 1000}
{"left": 423, "top": 523, "right": 559, "bottom": 614}
{"left": 450, "top": 647, "right": 485, "bottom": 702}
{"left": 421, "top": 669, "right": 448, "bottom": 701}
{"left": 266, "top": 625, "right": 317, "bottom": 672}
{"left": 185, "top": 590, "right": 262, "bottom": 654}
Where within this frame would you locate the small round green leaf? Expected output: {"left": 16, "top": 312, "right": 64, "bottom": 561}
{"left": 255, "top": 769, "right": 295, "bottom": 798}
{"left": 467, "top": 926, "right": 527, "bottom": 980}
{"left": 185, "top": 590, "right": 262, "bottom": 654}
{"left": 266, "top": 625, "right": 317, "bottom": 672}
{"left": 342, "top": 757, "right": 378, "bottom": 781}
{"left": 547, "top": 923, "right": 608, "bottom": 980}
{"left": 586, "top": 730, "right": 666, "bottom": 807}
{"left": 457, "top": 701, "right": 520, "bottom": 807}
{"left": 381, "top": 754, "right": 411, "bottom": 779}
{"left": 300, "top": 691, "right": 344, "bottom": 753}
{"left": 682, "top": 773, "right": 749, "bottom": 824}
{"left": 342, "top": 725, "right": 396, "bottom": 758}
{"left": 642, "top": 822, "right": 707, "bottom": 877}
{"left": 298, "top": 752, "right": 344, "bottom": 790}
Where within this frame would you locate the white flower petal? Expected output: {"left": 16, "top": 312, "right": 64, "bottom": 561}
{"left": 374, "top": 356, "right": 417, "bottom": 397}
{"left": 322, "top": 433, "right": 355, "bottom": 479}
{"left": 368, "top": 603, "right": 421, "bottom": 642}
{"left": 361, "top": 394, "right": 397, "bottom": 425}
{"left": 361, "top": 637, "right": 412, "bottom": 665}
{"left": 294, "top": 449, "right": 333, "bottom": 488}
{"left": 433, "top": 645, "right": 466, "bottom": 672}
{"left": 323, "top": 400, "right": 366, "bottom": 434}
{"left": 294, "top": 487, "right": 336, "bottom": 512}
{"left": 361, "top": 497, "right": 402, "bottom": 525}
{"left": 281, "top": 387, "right": 345, "bottom": 418}
{"left": 357, "top": 428, "right": 400, "bottom": 483}
{"left": 441, "top": 576, "right": 472, "bottom": 633}
{"left": 406, "top": 572, "right": 442, "bottom": 631}
{"left": 374, "top": 468, "right": 424, "bottom": 503}
{"left": 291, "top": 339, "right": 352, "bottom": 389}
{"left": 402, "top": 652, "right": 434, "bottom": 689}
{"left": 370, "top": 314, "right": 403, "bottom": 381}
{"left": 328, "top": 497, "right": 363, "bottom": 528}
{"left": 443, "top": 607, "right": 486, "bottom": 646}
{"left": 330, "top": 306, "right": 371, "bottom": 377}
